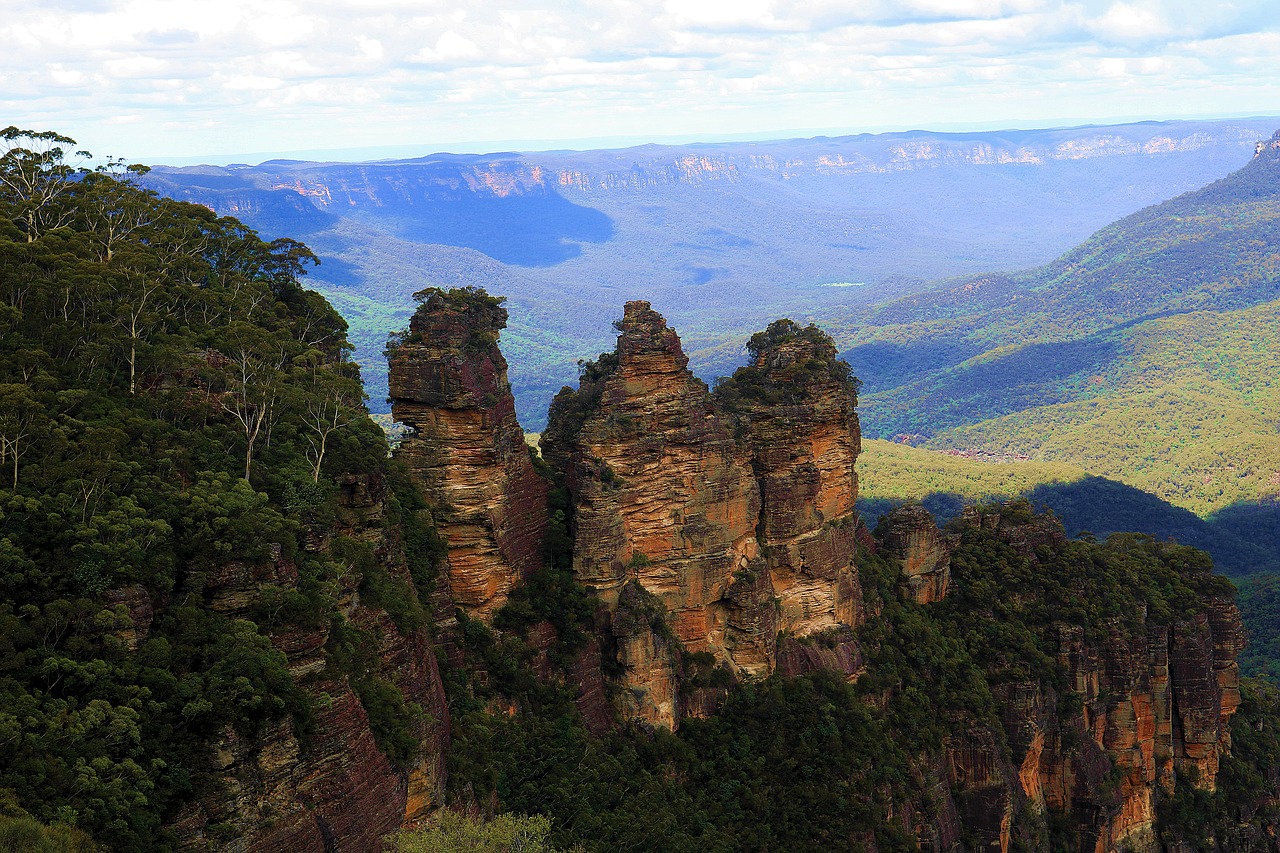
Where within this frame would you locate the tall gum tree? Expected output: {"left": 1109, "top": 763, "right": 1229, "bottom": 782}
{"left": 0, "top": 127, "right": 89, "bottom": 242}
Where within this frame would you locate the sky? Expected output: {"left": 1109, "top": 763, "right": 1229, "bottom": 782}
{"left": 4, "top": 0, "right": 1280, "bottom": 164}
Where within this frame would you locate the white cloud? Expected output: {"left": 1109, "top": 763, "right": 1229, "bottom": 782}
{"left": 409, "top": 29, "right": 482, "bottom": 63}
{"left": 1088, "top": 2, "right": 1170, "bottom": 42}
{"left": 0, "top": 0, "right": 1277, "bottom": 159}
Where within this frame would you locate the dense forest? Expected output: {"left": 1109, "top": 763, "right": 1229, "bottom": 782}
{"left": 4, "top": 127, "right": 1280, "bottom": 851}
{"left": 0, "top": 128, "right": 395, "bottom": 848}
{"left": 427, "top": 502, "right": 1280, "bottom": 851}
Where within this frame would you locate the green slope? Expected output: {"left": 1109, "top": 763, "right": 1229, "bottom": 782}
{"left": 926, "top": 300, "right": 1280, "bottom": 515}
{"left": 0, "top": 131, "right": 419, "bottom": 848}
{"left": 838, "top": 135, "right": 1280, "bottom": 517}
{"left": 856, "top": 439, "right": 1280, "bottom": 576}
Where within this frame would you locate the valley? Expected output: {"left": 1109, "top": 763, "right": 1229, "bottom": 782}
{"left": 5, "top": 120, "right": 1280, "bottom": 850}
{"left": 143, "top": 117, "right": 1280, "bottom": 580}
{"left": 143, "top": 118, "right": 1279, "bottom": 427}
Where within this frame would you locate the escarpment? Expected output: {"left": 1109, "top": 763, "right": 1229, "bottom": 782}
{"left": 370, "top": 292, "right": 1259, "bottom": 849}
{"left": 388, "top": 287, "right": 550, "bottom": 620}
{"left": 171, "top": 473, "right": 450, "bottom": 852}
{"left": 12, "top": 137, "right": 1274, "bottom": 853}
{"left": 929, "top": 505, "right": 1249, "bottom": 851}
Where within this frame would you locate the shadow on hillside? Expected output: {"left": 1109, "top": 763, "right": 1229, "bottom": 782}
{"left": 383, "top": 191, "right": 615, "bottom": 266}
{"left": 306, "top": 255, "right": 364, "bottom": 288}
{"left": 840, "top": 338, "right": 984, "bottom": 393}
{"left": 858, "top": 477, "right": 1280, "bottom": 577}
{"left": 151, "top": 183, "right": 342, "bottom": 239}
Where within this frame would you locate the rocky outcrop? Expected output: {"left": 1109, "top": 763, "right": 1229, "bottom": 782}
{"left": 543, "top": 305, "right": 869, "bottom": 725}
{"left": 879, "top": 504, "right": 953, "bottom": 605}
{"left": 949, "top": 506, "right": 1247, "bottom": 852}
{"left": 104, "top": 584, "right": 153, "bottom": 651}
{"left": 541, "top": 302, "right": 767, "bottom": 726}
{"left": 610, "top": 580, "right": 683, "bottom": 728}
{"left": 388, "top": 288, "right": 549, "bottom": 620}
{"left": 724, "top": 319, "right": 868, "bottom": 643}
{"left": 171, "top": 686, "right": 406, "bottom": 853}
{"left": 1255, "top": 129, "right": 1280, "bottom": 158}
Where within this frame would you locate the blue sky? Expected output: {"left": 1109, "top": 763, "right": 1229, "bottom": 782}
{"left": 4, "top": 0, "right": 1279, "bottom": 163}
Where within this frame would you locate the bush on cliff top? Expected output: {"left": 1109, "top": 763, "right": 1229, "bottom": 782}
{"left": 714, "top": 318, "right": 861, "bottom": 410}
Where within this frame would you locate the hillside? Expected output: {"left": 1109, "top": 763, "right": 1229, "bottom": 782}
{"left": 857, "top": 439, "right": 1280, "bottom": 576}
{"left": 141, "top": 118, "right": 1279, "bottom": 424}
{"left": 0, "top": 130, "right": 451, "bottom": 849}
{"left": 840, "top": 132, "right": 1280, "bottom": 520}
{"left": 6, "top": 128, "right": 1280, "bottom": 852}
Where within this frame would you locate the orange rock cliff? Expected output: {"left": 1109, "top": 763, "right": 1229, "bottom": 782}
{"left": 387, "top": 288, "right": 550, "bottom": 621}
{"left": 347, "top": 293, "right": 1256, "bottom": 850}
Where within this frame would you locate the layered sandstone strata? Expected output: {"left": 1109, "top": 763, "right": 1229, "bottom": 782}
{"left": 388, "top": 288, "right": 549, "bottom": 620}
{"left": 171, "top": 472, "right": 450, "bottom": 852}
{"left": 879, "top": 503, "right": 953, "bottom": 605}
{"left": 542, "top": 304, "right": 871, "bottom": 724}
{"left": 722, "top": 319, "right": 868, "bottom": 638}
{"left": 541, "top": 302, "right": 768, "bottom": 726}
{"left": 952, "top": 506, "right": 1246, "bottom": 852}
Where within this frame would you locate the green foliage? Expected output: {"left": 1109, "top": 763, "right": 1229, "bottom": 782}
{"left": 332, "top": 535, "right": 425, "bottom": 633}
{"left": 387, "top": 286, "right": 507, "bottom": 357}
{"left": 493, "top": 565, "right": 595, "bottom": 668}
{"left": 324, "top": 618, "right": 424, "bottom": 769}
{"left": 714, "top": 318, "right": 860, "bottom": 411}
{"left": 856, "top": 437, "right": 1280, "bottom": 578}
{"left": 925, "top": 301, "right": 1280, "bottom": 518}
{"left": 0, "top": 816, "right": 97, "bottom": 853}
{"left": 445, "top": 665, "right": 920, "bottom": 853}
{"left": 1238, "top": 575, "right": 1280, "bottom": 681}
{"left": 542, "top": 352, "right": 620, "bottom": 453}
{"left": 839, "top": 149, "right": 1280, "bottom": 521}
{"left": 0, "top": 129, "right": 399, "bottom": 847}
{"left": 858, "top": 438, "right": 1086, "bottom": 505}
{"left": 1156, "top": 679, "right": 1280, "bottom": 847}
{"left": 388, "top": 811, "right": 574, "bottom": 853}
{"left": 385, "top": 460, "right": 448, "bottom": 610}
{"left": 354, "top": 676, "right": 424, "bottom": 769}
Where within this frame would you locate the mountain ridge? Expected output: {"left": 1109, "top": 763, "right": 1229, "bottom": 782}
{"left": 139, "top": 116, "right": 1280, "bottom": 425}
{"left": 842, "top": 130, "right": 1280, "bottom": 522}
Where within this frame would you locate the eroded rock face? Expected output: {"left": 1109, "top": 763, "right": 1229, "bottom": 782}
{"left": 103, "top": 584, "right": 153, "bottom": 651}
{"left": 543, "top": 305, "right": 869, "bottom": 725}
{"left": 879, "top": 504, "right": 953, "bottom": 605}
{"left": 388, "top": 288, "right": 549, "bottom": 620}
{"left": 170, "top": 473, "right": 450, "bottom": 852}
{"left": 726, "top": 320, "right": 868, "bottom": 641}
{"left": 954, "top": 507, "right": 1248, "bottom": 852}
{"left": 541, "top": 302, "right": 765, "bottom": 696}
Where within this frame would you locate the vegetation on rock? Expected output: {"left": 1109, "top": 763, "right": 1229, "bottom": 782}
{"left": 0, "top": 129, "right": 438, "bottom": 849}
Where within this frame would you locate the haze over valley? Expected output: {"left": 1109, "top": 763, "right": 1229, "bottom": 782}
{"left": 143, "top": 117, "right": 1280, "bottom": 428}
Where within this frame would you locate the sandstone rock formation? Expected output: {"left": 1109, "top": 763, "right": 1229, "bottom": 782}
{"left": 542, "top": 304, "right": 868, "bottom": 725}
{"left": 943, "top": 506, "right": 1247, "bottom": 852}
{"left": 388, "top": 287, "right": 549, "bottom": 620}
{"left": 878, "top": 504, "right": 953, "bottom": 605}
{"left": 723, "top": 319, "right": 868, "bottom": 641}
{"left": 541, "top": 302, "right": 767, "bottom": 726}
